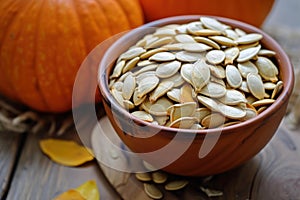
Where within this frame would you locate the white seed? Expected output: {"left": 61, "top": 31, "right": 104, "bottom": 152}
{"left": 167, "top": 88, "right": 181, "bottom": 102}
{"left": 236, "top": 33, "right": 263, "bottom": 44}
{"left": 183, "top": 43, "right": 212, "bottom": 52}
{"left": 149, "top": 81, "right": 174, "bottom": 102}
{"left": 122, "top": 73, "right": 136, "bottom": 100}
{"left": 218, "top": 89, "right": 247, "bottom": 105}
{"left": 137, "top": 75, "right": 159, "bottom": 98}
{"left": 226, "top": 65, "right": 242, "bottom": 88}
{"left": 209, "top": 36, "right": 237, "bottom": 47}
{"left": 156, "top": 60, "right": 181, "bottom": 78}
{"left": 120, "top": 47, "right": 146, "bottom": 60}
{"left": 194, "top": 36, "right": 221, "bottom": 49}
{"left": 169, "top": 116, "right": 198, "bottom": 129}
{"left": 247, "top": 73, "right": 265, "bottom": 100}
{"left": 255, "top": 56, "right": 278, "bottom": 82}
{"left": 199, "top": 82, "right": 226, "bottom": 98}
{"left": 224, "top": 47, "right": 240, "bottom": 65}
{"left": 141, "top": 97, "right": 173, "bottom": 116}
{"left": 144, "top": 183, "right": 163, "bottom": 199}
{"left": 175, "top": 34, "right": 196, "bottom": 43}
{"left": 165, "top": 180, "right": 189, "bottom": 191}
{"left": 237, "top": 61, "right": 258, "bottom": 78}
{"left": 191, "top": 59, "right": 211, "bottom": 92}
{"left": 201, "top": 113, "right": 226, "bottom": 128}
{"left": 218, "top": 103, "right": 246, "bottom": 120}
{"left": 149, "top": 52, "right": 176, "bottom": 62}
{"left": 131, "top": 111, "right": 153, "bottom": 122}
{"left": 237, "top": 45, "right": 261, "bottom": 62}
{"left": 206, "top": 50, "right": 226, "bottom": 65}
{"left": 176, "top": 51, "right": 204, "bottom": 62}
{"left": 197, "top": 95, "right": 219, "bottom": 112}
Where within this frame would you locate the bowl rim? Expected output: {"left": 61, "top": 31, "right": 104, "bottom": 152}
{"left": 98, "top": 15, "right": 294, "bottom": 135}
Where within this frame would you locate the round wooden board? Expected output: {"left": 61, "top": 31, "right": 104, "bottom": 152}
{"left": 91, "top": 116, "right": 300, "bottom": 200}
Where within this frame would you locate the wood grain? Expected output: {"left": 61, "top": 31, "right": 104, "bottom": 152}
{"left": 0, "top": 132, "right": 22, "bottom": 199}
{"left": 92, "top": 116, "right": 300, "bottom": 200}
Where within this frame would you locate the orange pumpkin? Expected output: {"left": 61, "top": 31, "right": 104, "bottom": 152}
{"left": 0, "top": 0, "right": 144, "bottom": 113}
{"left": 139, "top": 0, "right": 274, "bottom": 27}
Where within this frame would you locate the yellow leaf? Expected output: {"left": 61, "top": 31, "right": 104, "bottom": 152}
{"left": 39, "top": 139, "right": 94, "bottom": 167}
{"left": 53, "top": 189, "right": 85, "bottom": 200}
{"left": 75, "top": 180, "right": 100, "bottom": 200}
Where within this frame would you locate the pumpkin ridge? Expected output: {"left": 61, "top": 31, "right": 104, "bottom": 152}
{"left": 0, "top": 0, "right": 28, "bottom": 102}
{"left": 17, "top": 0, "right": 49, "bottom": 111}
{"left": 2, "top": 0, "right": 46, "bottom": 109}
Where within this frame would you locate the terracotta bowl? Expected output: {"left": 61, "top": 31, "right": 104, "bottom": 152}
{"left": 98, "top": 15, "right": 294, "bottom": 176}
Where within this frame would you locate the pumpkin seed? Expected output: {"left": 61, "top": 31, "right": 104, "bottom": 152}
{"left": 163, "top": 73, "right": 185, "bottom": 87}
{"left": 225, "top": 29, "right": 239, "bottom": 40}
{"left": 140, "top": 48, "right": 168, "bottom": 59}
{"left": 154, "top": 116, "right": 169, "bottom": 126}
{"left": 194, "top": 107, "right": 211, "bottom": 122}
{"left": 136, "top": 71, "right": 156, "bottom": 83}
{"left": 156, "top": 60, "right": 181, "bottom": 78}
{"left": 162, "top": 43, "right": 184, "bottom": 51}
{"left": 137, "top": 75, "right": 159, "bottom": 98}
{"left": 194, "top": 36, "right": 221, "bottom": 49}
{"left": 194, "top": 29, "right": 222, "bottom": 36}
{"left": 247, "top": 73, "right": 265, "bottom": 100}
{"left": 131, "top": 111, "right": 153, "bottom": 122}
{"left": 111, "top": 89, "right": 125, "bottom": 108}
{"left": 120, "top": 47, "right": 146, "bottom": 60}
{"left": 169, "top": 116, "right": 198, "bottom": 129}
{"left": 186, "top": 21, "right": 204, "bottom": 35}
{"left": 271, "top": 80, "right": 283, "bottom": 99}
{"left": 237, "top": 61, "right": 258, "bottom": 78}
{"left": 226, "top": 65, "right": 242, "bottom": 88}
{"left": 197, "top": 95, "right": 219, "bottom": 112}
{"left": 141, "top": 97, "right": 173, "bottom": 116}
{"left": 252, "top": 99, "right": 275, "bottom": 107}
{"left": 149, "top": 52, "right": 176, "bottom": 62}
{"left": 180, "top": 84, "right": 197, "bottom": 103}
{"left": 209, "top": 64, "right": 226, "bottom": 79}
{"left": 133, "top": 64, "right": 158, "bottom": 76}
{"left": 123, "top": 100, "right": 135, "bottom": 110}
{"left": 199, "top": 186, "right": 224, "bottom": 197}
{"left": 122, "top": 73, "right": 136, "bottom": 100}
{"left": 122, "top": 57, "right": 140, "bottom": 73}
{"left": 191, "top": 59, "right": 211, "bottom": 92}
{"left": 199, "top": 82, "right": 226, "bottom": 98}
{"left": 135, "top": 172, "right": 152, "bottom": 182}
{"left": 236, "top": 33, "right": 263, "bottom": 44}
{"left": 110, "top": 81, "right": 123, "bottom": 92}
{"left": 235, "top": 28, "right": 246, "bottom": 37}
{"left": 237, "top": 45, "right": 261, "bottom": 62}
{"left": 152, "top": 171, "right": 168, "bottom": 184}
{"left": 224, "top": 47, "right": 240, "bottom": 65}
{"left": 180, "top": 64, "right": 194, "bottom": 84}
{"left": 183, "top": 43, "right": 212, "bottom": 52}
{"left": 200, "top": 17, "right": 226, "bottom": 32}
{"left": 218, "top": 103, "right": 246, "bottom": 120}
{"left": 218, "top": 89, "right": 247, "bottom": 105}
{"left": 153, "top": 28, "right": 176, "bottom": 37}
{"left": 209, "top": 36, "right": 237, "bottom": 47}
{"left": 167, "top": 88, "right": 181, "bottom": 102}
{"left": 137, "top": 60, "right": 156, "bottom": 67}
{"left": 264, "top": 82, "right": 277, "bottom": 90}
{"left": 258, "top": 49, "right": 276, "bottom": 57}
{"left": 165, "top": 180, "right": 189, "bottom": 191}
{"left": 149, "top": 81, "right": 174, "bottom": 102}
{"left": 206, "top": 50, "right": 225, "bottom": 65}
{"left": 175, "top": 34, "right": 196, "bottom": 43}
{"left": 239, "top": 81, "right": 250, "bottom": 93}
{"left": 146, "top": 37, "right": 173, "bottom": 49}
{"left": 144, "top": 183, "right": 163, "bottom": 200}
{"left": 176, "top": 51, "right": 204, "bottom": 62}
{"left": 201, "top": 113, "right": 226, "bottom": 128}
{"left": 255, "top": 56, "right": 278, "bottom": 82}
{"left": 168, "top": 102, "right": 197, "bottom": 122}
{"left": 110, "top": 60, "right": 126, "bottom": 79}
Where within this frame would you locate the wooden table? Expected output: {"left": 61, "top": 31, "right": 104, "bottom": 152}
{"left": 1, "top": 0, "right": 300, "bottom": 199}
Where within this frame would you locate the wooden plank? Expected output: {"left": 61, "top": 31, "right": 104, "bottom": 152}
{"left": 5, "top": 130, "right": 120, "bottom": 200}
{"left": 0, "top": 132, "right": 22, "bottom": 199}
{"left": 92, "top": 116, "right": 300, "bottom": 200}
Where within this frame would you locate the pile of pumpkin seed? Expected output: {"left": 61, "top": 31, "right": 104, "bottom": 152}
{"left": 109, "top": 17, "right": 283, "bottom": 129}
{"left": 135, "top": 160, "right": 223, "bottom": 199}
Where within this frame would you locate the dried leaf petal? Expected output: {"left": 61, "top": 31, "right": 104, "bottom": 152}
{"left": 39, "top": 139, "right": 94, "bottom": 167}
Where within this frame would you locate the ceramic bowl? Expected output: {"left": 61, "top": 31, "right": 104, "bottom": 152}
{"left": 98, "top": 15, "right": 294, "bottom": 176}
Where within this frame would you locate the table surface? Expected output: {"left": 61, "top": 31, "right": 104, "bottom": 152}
{"left": 1, "top": 0, "right": 300, "bottom": 199}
